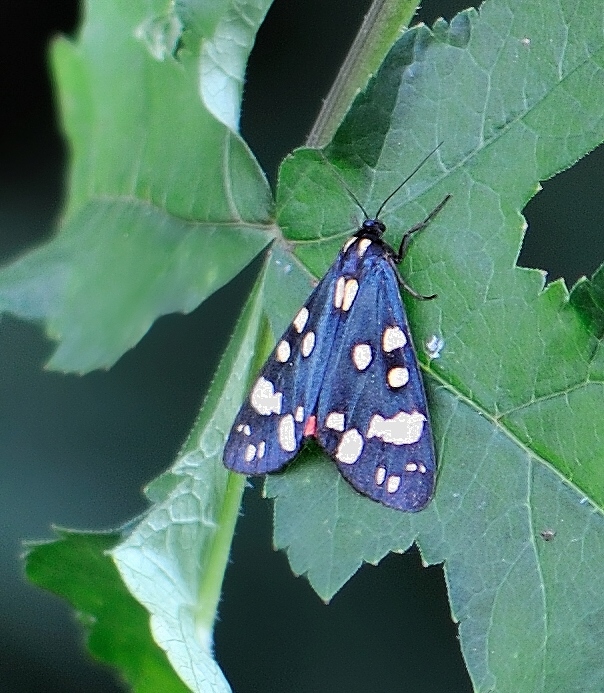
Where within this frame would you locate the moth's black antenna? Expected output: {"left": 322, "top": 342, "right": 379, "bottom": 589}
{"left": 328, "top": 163, "right": 370, "bottom": 219}
{"left": 327, "top": 142, "right": 443, "bottom": 221}
{"left": 374, "top": 142, "right": 444, "bottom": 219}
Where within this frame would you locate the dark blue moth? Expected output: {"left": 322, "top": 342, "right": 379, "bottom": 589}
{"left": 224, "top": 166, "right": 449, "bottom": 511}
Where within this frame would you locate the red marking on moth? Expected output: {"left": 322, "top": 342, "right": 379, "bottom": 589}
{"left": 303, "top": 415, "right": 317, "bottom": 437}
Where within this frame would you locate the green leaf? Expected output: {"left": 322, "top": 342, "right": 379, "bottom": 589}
{"left": 0, "top": 0, "right": 274, "bottom": 372}
{"left": 263, "top": 1, "right": 604, "bottom": 690}
{"left": 24, "top": 530, "right": 190, "bottom": 693}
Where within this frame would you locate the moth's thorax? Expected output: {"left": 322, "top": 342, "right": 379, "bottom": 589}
{"left": 341, "top": 224, "right": 390, "bottom": 262}
{"left": 357, "top": 218, "right": 386, "bottom": 240}
{"left": 340, "top": 218, "right": 387, "bottom": 258}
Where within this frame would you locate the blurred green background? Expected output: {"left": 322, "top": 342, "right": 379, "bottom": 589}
{"left": 1, "top": 1, "right": 602, "bottom": 691}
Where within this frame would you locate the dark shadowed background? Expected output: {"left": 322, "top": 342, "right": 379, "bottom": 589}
{"left": 1, "top": 1, "right": 602, "bottom": 692}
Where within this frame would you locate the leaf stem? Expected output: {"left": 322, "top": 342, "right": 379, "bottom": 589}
{"left": 195, "top": 471, "right": 246, "bottom": 643}
{"left": 192, "top": 280, "right": 272, "bottom": 644}
{"left": 307, "top": 0, "right": 421, "bottom": 148}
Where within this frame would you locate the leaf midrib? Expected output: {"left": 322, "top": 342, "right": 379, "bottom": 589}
{"left": 77, "top": 194, "right": 278, "bottom": 231}
{"left": 426, "top": 363, "right": 603, "bottom": 516}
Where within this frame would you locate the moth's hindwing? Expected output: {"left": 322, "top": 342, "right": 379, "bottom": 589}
{"left": 223, "top": 254, "right": 348, "bottom": 474}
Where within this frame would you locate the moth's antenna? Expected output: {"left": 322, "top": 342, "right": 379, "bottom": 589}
{"left": 374, "top": 142, "right": 444, "bottom": 219}
{"left": 327, "top": 162, "right": 370, "bottom": 219}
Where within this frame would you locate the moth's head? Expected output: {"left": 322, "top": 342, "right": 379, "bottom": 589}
{"left": 359, "top": 218, "right": 386, "bottom": 239}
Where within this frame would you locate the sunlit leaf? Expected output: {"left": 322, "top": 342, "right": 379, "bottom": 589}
{"left": 0, "top": 0, "right": 274, "bottom": 371}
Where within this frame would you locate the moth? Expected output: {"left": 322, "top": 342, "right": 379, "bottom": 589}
{"left": 224, "top": 155, "right": 449, "bottom": 511}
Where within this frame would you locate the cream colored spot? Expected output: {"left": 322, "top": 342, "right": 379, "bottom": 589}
{"left": 418, "top": 463, "right": 427, "bottom": 474}
{"left": 367, "top": 410, "right": 426, "bottom": 445}
{"left": 382, "top": 326, "right": 407, "bottom": 352}
{"left": 387, "top": 367, "right": 409, "bottom": 388}
{"left": 386, "top": 475, "right": 401, "bottom": 494}
{"left": 301, "top": 331, "right": 316, "bottom": 357}
{"left": 293, "top": 307, "right": 309, "bottom": 333}
{"left": 278, "top": 414, "right": 297, "bottom": 452}
{"left": 236, "top": 424, "right": 244, "bottom": 432}
{"left": 250, "top": 377, "right": 283, "bottom": 416}
{"left": 257, "top": 441, "right": 266, "bottom": 459}
{"left": 334, "top": 276, "right": 346, "bottom": 308}
{"left": 325, "top": 412, "right": 345, "bottom": 432}
{"left": 352, "top": 343, "right": 372, "bottom": 371}
{"left": 342, "top": 237, "right": 356, "bottom": 252}
{"left": 342, "top": 279, "right": 359, "bottom": 311}
{"left": 295, "top": 406, "right": 305, "bottom": 423}
{"left": 244, "top": 444, "right": 256, "bottom": 462}
{"left": 357, "top": 238, "right": 372, "bottom": 257}
{"left": 375, "top": 466, "right": 387, "bottom": 486}
{"left": 276, "top": 340, "right": 291, "bottom": 363}
{"left": 243, "top": 424, "right": 251, "bottom": 436}
{"left": 405, "top": 462, "right": 418, "bottom": 472}
{"left": 336, "top": 429, "right": 364, "bottom": 464}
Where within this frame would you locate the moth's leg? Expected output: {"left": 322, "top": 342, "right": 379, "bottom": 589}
{"left": 391, "top": 261, "right": 437, "bottom": 301}
{"left": 395, "top": 194, "right": 451, "bottom": 262}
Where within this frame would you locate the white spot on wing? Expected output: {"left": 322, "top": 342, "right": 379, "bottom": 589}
{"left": 405, "top": 462, "right": 418, "bottom": 472}
{"left": 244, "top": 444, "right": 256, "bottom": 462}
{"left": 367, "top": 410, "right": 426, "bottom": 445}
{"left": 357, "top": 238, "right": 372, "bottom": 257}
{"left": 243, "top": 424, "right": 251, "bottom": 436}
{"left": 375, "top": 466, "right": 386, "bottom": 486}
{"left": 301, "top": 331, "right": 316, "bottom": 357}
{"left": 325, "top": 412, "right": 345, "bottom": 431}
{"left": 336, "top": 429, "right": 364, "bottom": 464}
{"left": 276, "top": 340, "right": 291, "bottom": 363}
{"left": 257, "top": 441, "right": 266, "bottom": 459}
{"left": 342, "top": 279, "right": 359, "bottom": 311}
{"left": 250, "top": 377, "right": 283, "bottom": 416}
{"left": 293, "top": 307, "right": 309, "bottom": 333}
{"left": 278, "top": 414, "right": 297, "bottom": 452}
{"left": 382, "top": 326, "right": 407, "bottom": 352}
{"left": 352, "top": 343, "right": 372, "bottom": 371}
{"left": 387, "top": 367, "right": 409, "bottom": 388}
{"left": 334, "top": 276, "right": 346, "bottom": 308}
{"left": 386, "top": 475, "right": 401, "bottom": 493}
{"left": 342, "top": 237, "right": 356, "bottom": 252}
{"left": 295, "top": 406, "right": 304, "bottom": 422}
